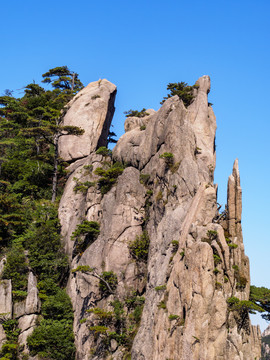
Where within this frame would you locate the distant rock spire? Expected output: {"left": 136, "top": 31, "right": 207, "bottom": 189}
{"left": 227, "top": 159, "right": 242, "bottom": 237}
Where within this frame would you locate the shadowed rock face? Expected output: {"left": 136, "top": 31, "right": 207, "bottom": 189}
{"left": 58, "top": 76, "right": 261, "bottom": 360}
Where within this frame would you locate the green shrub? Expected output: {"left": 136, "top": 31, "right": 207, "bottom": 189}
{"left": 227, "top": 297, "right": 264, "bottom": 314}
{"left": 0, "top": 319, "right": 20, "bottom": 359}
{"left": 41, "top": 288, "right": 74, "bottom": 322}
{"left": 140, "top": 125, "right": 146, "bottom": 131}
{"left": 213, "top": 268, "right": 220, "bottom": 275}
{"left": 159, "top": 152, "right": 174, "bottom": 163}
{"left": 157, "top": 301, "right": 166, "bottom": 310}
{"left": 155, "top": 285, "right": 166, "bottom": 291}
{"left": 236, "top": 276, "right": 248, "bottom": 290}
{"left": 2, "top": 244, "right": 28, "bottom": 292}
{"left": 27, "top": 319, "right": 75, "bottom": 360}
{"left": 171, "top": 240, "right": 179, "bottom": 253}
{"left": 128, "top": 231, "right": 150, "bottom": 263}
{"left": 87, "top": 307, "right": 113, "bottom": 325}
{"left": 22, "top": 202, "right": 68, "bottom": 282}
{"left": 213, "top": 254, "right": 221, "bottom": 266}
{"left": 96, "top": 147, "right": 112, "bottom": 157}
{"left": 71, "top": 220, "right": 100, "bottom": 256}
{"left": 71, "top": 265, "right": 93, "bottom": 273}
{"left": 125, "top": 292, "right": 145, "bottom": 310}
{"left": 99, "top": 271, "right": 118, "bottom": 296}
{"left": 207, "top": 230, "right": 217, "bottom": 240}
{"left": 73, "top": 178, "right": 95, "bottom": 194}
{"left": 124, "top": 108, "right": 149, "bottom": 118}
{"left": 168, "top": 314, "right": 179, "bottom": 321}
{"left": 161, "top": 82, "right": 198, "bottom": 107}
{"left": 89, "top": 325, "right": 108, "bottom": 335}
{"left": 94, "top": 161, "right": 124, "bottom": 195}
{"left": 139, "top": 174, "right": 150, "bottom": 186}
{"left": 12, "top": 290, "right": 28, "bottom": 302}
{"left": 215, "top": 282, "right": 222, "bottom": 290}
{"left": 228, "top": 243, "right": 238, "bottom": 249}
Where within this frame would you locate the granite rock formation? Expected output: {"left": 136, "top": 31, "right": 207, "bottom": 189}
{"left": 57, "top": 76, "right": 261, "bottom": 359}
{"left": 262, "top": 325, "right": 270, "bottom": 359}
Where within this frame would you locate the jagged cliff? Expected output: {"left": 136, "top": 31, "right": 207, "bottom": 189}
{"left": 56, "top": 76, "right": 261, "bottom": 359}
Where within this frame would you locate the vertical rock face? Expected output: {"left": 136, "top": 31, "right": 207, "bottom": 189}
{"left": 58, "top": 76, "right": 261, "bottom": 359}
{"left": 262, "top": 325, "right": 270, "bottom": 359}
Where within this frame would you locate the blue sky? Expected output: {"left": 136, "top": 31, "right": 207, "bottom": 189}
{"left": 1, "top": 0, "right": 270, "bottom": 330}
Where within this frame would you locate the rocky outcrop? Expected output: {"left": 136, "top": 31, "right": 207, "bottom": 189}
{"left": 262, "top": 325, "right": 270, "bottom": 359}
{"left": 58, "top": 76, "right": 261, "bottom": 359}
{"left": 0, "top": 262, "right": 41, "bottom": 357}
{"left": 58, "top": 79, "right": 117, "bottom": 162}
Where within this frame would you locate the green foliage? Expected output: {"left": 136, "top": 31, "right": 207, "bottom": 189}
{"left": 207, "top": 230, "right": 217, "bottom": 240}
{"left": 227, "top": 296, "right": 264, "bottom": 314}
{"left": 228, "top": 243, "right": 238, "bottom": 249}
{"left": 99, "top": 271, "right": 118, "bottom": 296}
{"left": 96, "top": 147, "right": 112, "bottom": 157}
{"left": 139, "top": 173, "right": 150, "bottom": 186}
{"left": 215, "top": 282, "right": 222, "bottom": 290}
{"left": 159, "top": 152, "right": 174, "bottom": 167}
{"left": 168, "top": 314, "right": 179, "bottom": 321}
{"left": 232, "top": 264, "right": 239, "bottom": 272}
{"left": 128, "top": 231, "right": 150, "bottom": 263}
{"left": 94, "top": 161, "right": 124, "bottom": 195}
{"left": 250, "top": 285, "right": 270, "bottom": 320}
{"left": 71, "top": 220, "right": 100, "bottom": 257}
{"left": 2, "top": 319, "right": 20, "bottom": 342}
{"left": 71, "top": 265, "right": 93, "bottom": 273}
{"left": 125, "top": 292, "right": 145, "bottom": 310}
{"left": 155, "top": 285, "right": 166, "bottom": 291}
{"left": 157, "top": 301, "right": 166, "bottom": 310}
{"left": 12, "top": 290, "right": 28, "bottom": 302}
{"left": 42, "top": 66, "right": 83, "bottom": 91}
{"left": 213, "top": 268, "right": 220, "bottom": 275}
{"left": 124, "top": 108, "right": 149, "bottom": 118}
{"left": 73, "top": 178, "right": 95, "bottom": 194}
{"left": 161, "top": 82, "right": 198, "bottom": 107}
{"left": 140, "top": 125, "right": 146, "bottom": 131}
{"left": 89, "top": 325, "right": 108, "bottom": 335}
{"left": 87, "top": 308, "right": 113, "bottom": 325}
{"left": 0, "top": 319, "right": 20, "bottom": 359}
{"left": 22, "top": 202, "right": 69, "bottom": 281}
{"left": 171, "top": 240, "right": 179, "bottom": 253}
{"left": 1, "top": 244, "right": 28, "bottom": 292}
{"left": 27, "top": 319, "right": 75, "bottom": 360}
{"left": 41, "top": 288, "right": 74, "bottom": 322}
{"left": 213, "top": 254, "right": 221, "bottom": 266}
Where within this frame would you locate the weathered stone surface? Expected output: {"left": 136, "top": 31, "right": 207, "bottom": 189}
{"left": 227, "top": 158, "right": 242, "bottom": 238}
{"left": 13, "top": 272, "right": 40, "bottom": 318}
{"left": 0, "top": 279, "right": 12, "bottom": 319}
{"left": 59, "top": 79, "right": 117, "bottom": 162}
{"left": 57, "top": 76, "right": 261, "bottom": 359}
{"left": 25, "top": 272, "right": 40, "bottom": 314}
{"left": 124, "top": 109, "right": 156, "bottom": 132}
{"left": 0, "top": 324, "right": 6, "bottom": 349}
{"left": 18, "top": 314, "right": 38, "bottom": 346}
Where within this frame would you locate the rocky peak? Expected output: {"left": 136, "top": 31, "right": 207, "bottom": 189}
{"left": 56, "top": 76, "right": 261, "bottom": 359}
{"left": 58, "top": 79, "right": 116, "bottom": 162}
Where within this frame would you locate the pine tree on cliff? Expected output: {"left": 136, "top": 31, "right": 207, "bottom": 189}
{"left": 0, "top": 66, "right": 84, "bottom": 203}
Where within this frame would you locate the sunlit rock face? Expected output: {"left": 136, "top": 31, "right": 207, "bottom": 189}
{"left": 58, "top": 76, "right": 261, "bottom": 359}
